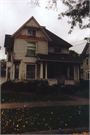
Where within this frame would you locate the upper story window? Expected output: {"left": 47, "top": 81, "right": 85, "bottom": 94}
{"left": 8, "top": 52, "right": 11, "bottom": 61}
{"left": 54, "top": 46, "right": 61, "bottom": 53}
{"left": 28, "top": 29, "right": 36, "bottom": 37}
{"left": 86, "top": 58, "right": 88, "bottom": 65}
{"left": 27, "top": 42, "right": 36, "bottom": 56}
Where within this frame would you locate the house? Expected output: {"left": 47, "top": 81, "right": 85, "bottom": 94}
{"left": 4, "top": 16, "right": 81, "bottom": 86}
{"left": 80, "top": 43, "right": 90, "bottom": 80}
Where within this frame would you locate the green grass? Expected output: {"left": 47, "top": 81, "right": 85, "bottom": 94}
{"left": 1, "top": 93, "right": 73, "bottom": 103}
{"left": 1, "top": 105, "right": 89, "bottom": 134}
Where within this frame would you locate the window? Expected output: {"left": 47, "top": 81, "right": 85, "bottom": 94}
{"left": 86, "top": 71, "right": 89, "bottom": 80}
{"left": 15, "top": 64, "right": 19, "bottom": 79}
{"left": 8, "top": 52, "right": 11, "bottom": 61}
{"left": 70, "top": 66, "right": 74, "bottom": 80}
{"left": 86, "top": 58, "right": 88, "bottom": 65}
{"left": 28, "top": 29, "right": 36, "bottom": 37}
{"left": 7, "top": 68, "right": 10, "bottom": 79}
{"left": 54, "top": 46, "right": 61, "bottom": 53}
{"left": 26, "top": 65, "right": 35, "bottom": 79}
{"left": 27, "top": 42, "right": 36, "bottom": 56}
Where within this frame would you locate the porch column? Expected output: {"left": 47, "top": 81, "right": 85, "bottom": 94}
{"left": 67, "top": 67, "right": 70, "bottom": 79}
{"left": 40, "top": 63, "right": 43, "bottom": 79}
{"left": 45, "top": 63, "right": 47, "bottom": 79}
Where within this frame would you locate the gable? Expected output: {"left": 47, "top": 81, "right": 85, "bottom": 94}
{"left": 26, "top": 19, "right": 39, "bottom": 27}
{"left": 11, "top": 16, "right": 51, "bottom": 41}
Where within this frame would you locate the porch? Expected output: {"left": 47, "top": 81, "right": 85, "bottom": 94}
{"left": 37, "top": 62, "right": 79, "bottom": 86}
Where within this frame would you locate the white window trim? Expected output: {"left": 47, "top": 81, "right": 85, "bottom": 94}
{"left": 26, "top": 64, "right": 36, "bottom": 80}
{"left": 27, "top": 42, "right": 36, "bottom": 56}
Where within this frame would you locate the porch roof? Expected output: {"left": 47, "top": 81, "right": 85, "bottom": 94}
{"left": 37, "top": 53, "right": 81, "bottom": 64}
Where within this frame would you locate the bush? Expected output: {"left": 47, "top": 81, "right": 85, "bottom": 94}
{"left": 37, "top": 80, "right": 50, "bottom": 95}
{"left": 26, "top": 80, "right": 38, "bottom": 93}
{"left": 75, "top": 89, "right": 89, "bottom": 99}
{"left": 1, "top": 80, "right": 14, "bottom": 91}
{"left": 13, "top": 82, "right": 26, "bottom": 92}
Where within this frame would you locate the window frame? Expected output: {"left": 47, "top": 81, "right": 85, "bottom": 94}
{"left": 8, "top": 52, "right": 11, "bottom": 61}
{"left": 86, "top": 70, "right": 89, "bottom": 80}
{"left": 26, "top": 64, "right": 35, "bottom": 79}
{"left": 27, "top": 42, "right": 36, "bottom": 56}
{"left": 27, "top": 29, "right": 36, "bottom": 37}
{"left": 54, "top": 46, "right": 61, "bottom": 53}
{"left": 86, "top": 58, "right": 88, "bottom": 66}
{"left": 15, "top": 64, "right": 19, "bottom": 79}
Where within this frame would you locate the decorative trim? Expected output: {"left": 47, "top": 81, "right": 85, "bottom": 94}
{"left": 16, "top": 34, "right": 46, "bottom": 41}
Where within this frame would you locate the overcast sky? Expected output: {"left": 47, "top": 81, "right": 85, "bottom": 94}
{"left": 0, "top": 0, "right": 89, "bottom": 60}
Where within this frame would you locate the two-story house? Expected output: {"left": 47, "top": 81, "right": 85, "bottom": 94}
{"left": 4, "top": 16, "right": 81, "bottom": 86}
{"left": 80, "top": 43, "right": 90, "bottom": 80}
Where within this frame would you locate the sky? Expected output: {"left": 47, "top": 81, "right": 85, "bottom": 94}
{"left": 0, "top": 0, "right": 89, "bottom": 60}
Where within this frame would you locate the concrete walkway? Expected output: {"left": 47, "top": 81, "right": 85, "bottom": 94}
{"left": 1, "top": 95, "right": 89, "bottom": 109}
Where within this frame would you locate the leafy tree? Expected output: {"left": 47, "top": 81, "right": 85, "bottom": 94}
{"left": 29, "top": 0, "right": 89, "bottom": 33}
{"left": 0, "top": 59, "right": 6, "bottom": 69}
{"left": 69, "top": 50, "right": 79, "bottom": 58}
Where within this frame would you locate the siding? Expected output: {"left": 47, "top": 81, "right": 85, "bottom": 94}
{"left": 36, "top": 41, "right": 48, "bottom": 55}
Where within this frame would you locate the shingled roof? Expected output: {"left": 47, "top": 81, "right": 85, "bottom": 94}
{"left": 37, "top": 53, "right": 81, "bottom": 64}
{"left": 43, "top": 28, "right": 72, "bottom": 47}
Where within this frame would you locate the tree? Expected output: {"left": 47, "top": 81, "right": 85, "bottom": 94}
{"left": 0, "top": 59, "right": 6, "bottom": 69}
{"left": 69, "top": 50, "right": 79, "bottom": 58}
{"left": 29, "top": 0, "right": 89, "bottom": 33}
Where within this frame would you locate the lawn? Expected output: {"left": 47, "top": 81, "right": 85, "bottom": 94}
{"left": 1, "top": 105, "right": 89, "bottom": 134}
{"left": 1, "top": 93, "right": 73, "bottom": 103}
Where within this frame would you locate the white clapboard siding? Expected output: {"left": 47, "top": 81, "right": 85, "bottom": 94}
{"left": 36, "top": 41, "right": 48, "bottom": 55}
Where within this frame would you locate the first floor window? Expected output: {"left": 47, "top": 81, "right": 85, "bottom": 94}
{"left": 15, "top": 64, "right": 19, "bottom": 79}
{"left": 7, "top": 68, "right": 10, "bottom": 79}
{"left": 8, "top": 52, "right": 11, "bottom": 61}
{"left": 70, "top": 65, "right": 74, "bottom": 80}
{"left": 86, "top": 71, "right": 89, "bottom": 80}
{"left": 27, "top": 42, "right": 36, "bottom": 56}
{"left": 26, "top": 65, "right": 35, "bottom": 79}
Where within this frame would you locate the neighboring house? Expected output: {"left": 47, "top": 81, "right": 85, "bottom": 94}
{"left": 4, "top": 16, "right": 81, "bottom": 86}
{"left": 80, "top": 43, "right": 90, "bottom": 80}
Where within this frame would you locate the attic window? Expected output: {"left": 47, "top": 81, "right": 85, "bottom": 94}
{"left": 28, "top": 29, "right": 36, "bottom": 37}
{"left": 54, "top": 46, "right": 61, "bottom": 53}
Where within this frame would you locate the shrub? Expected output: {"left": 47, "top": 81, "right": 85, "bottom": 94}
{"left": 26, "top": 80, "right": 38, "bottom": 93}
{"left": 1, "top": 80, "right": 14, "bottom": 91}
{"left": 75, "top": 89, "right": 89, "bottom": 98}
{"left": 13, "top": 82, "right": 26, "bottom": 92}
{"left": 37, "top": 80, "right": 49, "bottom": 95}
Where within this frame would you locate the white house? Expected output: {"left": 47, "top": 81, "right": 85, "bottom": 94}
{"left": 4, "top": 16, "right": 81, "bottom": 85}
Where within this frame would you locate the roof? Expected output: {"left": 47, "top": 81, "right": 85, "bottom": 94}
{"left": 43, "top": 28, "right": 72, "bottom": 47}
{"left": 4, "top": 34, "right": 14, "bottom": 48}
{"left": 37, "top": 53, "right": 81, "bottom": 64}
{"left": 80, "top": 43, "right": 89, "bottom": 60}
{"left": 4, "top": 16, "right": 72, "bottom": 48}
{"left": 81, "top": 43, "right": 89, "bottom": 56}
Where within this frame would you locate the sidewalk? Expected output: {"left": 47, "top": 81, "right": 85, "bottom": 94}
{"left": 1, "top": 95, "right": 89, "bottom": 109}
